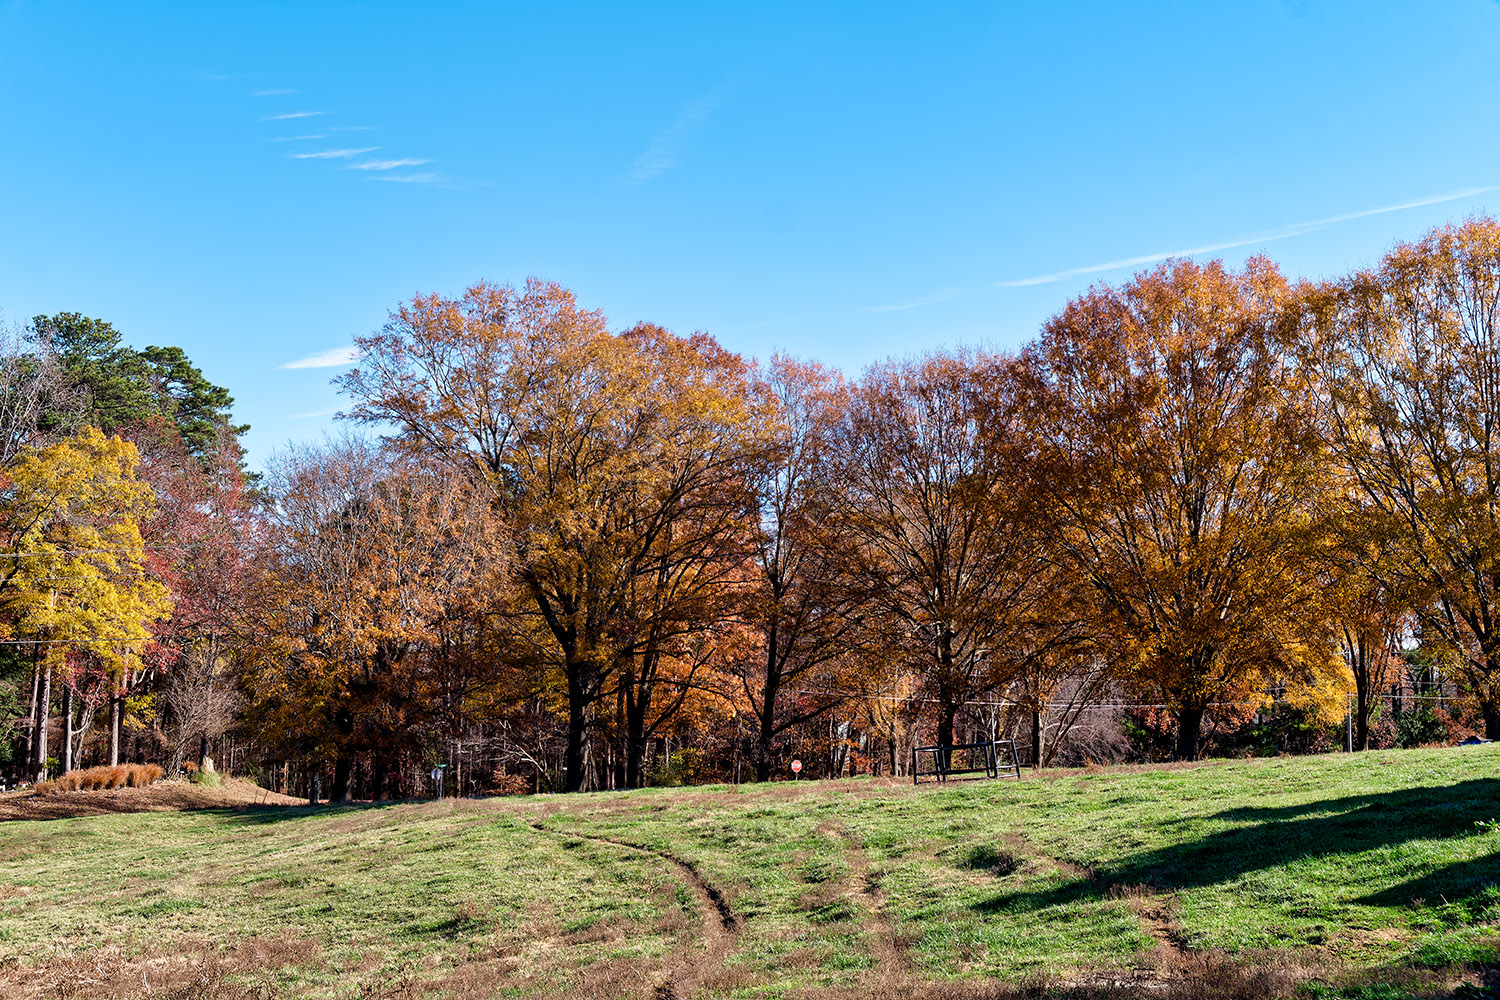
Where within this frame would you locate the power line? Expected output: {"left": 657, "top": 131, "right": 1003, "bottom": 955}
{"left": 784, "top": 687, "right": 1465, "bottom": 713}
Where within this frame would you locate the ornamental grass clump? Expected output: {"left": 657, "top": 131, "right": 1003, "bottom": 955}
{"left": 37, "top": 764, "right": 164, "bottom": 795}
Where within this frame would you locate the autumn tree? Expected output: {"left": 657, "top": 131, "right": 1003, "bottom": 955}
{"left": 132, "top": 420, "right": 255, "bottom": 772}
{"left": 0, "top": 427, "right": 170, "bottom": 779}
{"left": 1298, "top": 218, "right": 1500, "bottom": 738}
{"left": 834, "top": 351, "right": 1040, "bottom": 757}
{"left": 1026, "top": 258, "right": 1347, "bottom": 761}
{"left": 736, "top": 354, "right": 859, "bottom": 781}
{"left": 339, "top": 280, "right": 769, "bottom": 792}
{"left": 245, "top": 439, "right": 496, "bottom": 801}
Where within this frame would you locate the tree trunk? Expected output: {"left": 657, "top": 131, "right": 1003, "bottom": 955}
{"left": 937, "top": 701, "right": 957, "bottom": 772}
{"left": 564, "top": 663, "right": 593, "bottom": 793}
{"left": 625, "top": 696, "right": 648, "bottom": 790}
{"left": 33, "top": 660, "right": 52, "bottom": 783}
{"left": 754, "top": 713, "right": 775, "bottom": 783}
{"left": 307, "top": 763, "right": 321, "bottom": 806}
{"left": 1355, "top": 693, "right": 1373, "bottom": 751}
{"left": 755, "top": 622, "right": 781, "bottom": 783}
{"left": 330, "top": 754, "right": 353, "bottom": 803}
{"left": 62, "top": 685, "right": 74, "bottom": 774}
{"left": 613, "top": 680, "right": 628, "bottom": 790}
{"left": 1484, "top": 702, "right": 1500, "bottom": 741}
{"left": 22, "top": 657, "right": 40, "bottom": 774}
{"left": 198, "top": 734, "right": 211, "bottom": 771}
{"left": 108, "top": 692, "right": 123, "bottom": 766}
{"left": 1031, "top": 708, "right": 1043, "bottom": 770}
{"left": 371, "top": 761, "right": 388, "bottom": 801}
{"left": 1175, "top": 707, "right": 1204, "bottom": 761}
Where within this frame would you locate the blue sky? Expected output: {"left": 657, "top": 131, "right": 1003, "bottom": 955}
{"left": 3, "top": 1, "right": 1499, "bottom": 467}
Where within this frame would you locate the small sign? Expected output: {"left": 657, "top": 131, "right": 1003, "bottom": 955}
{"left": 431, "top": 768, "right": 443, "bottom": 782}
{"left": 790, "top": 759, "right": 802, "bottom": 773}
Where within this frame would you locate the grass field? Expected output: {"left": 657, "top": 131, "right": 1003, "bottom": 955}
{"left": 2, "top": 747, "right": 1499, "bottom": 999}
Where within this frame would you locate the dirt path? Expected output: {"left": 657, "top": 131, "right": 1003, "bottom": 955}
{"left": 526, "top": 820, "right": 738, "bottom": 998}
{"left": 836, "top": 824, "right": 907, "bottom": 981}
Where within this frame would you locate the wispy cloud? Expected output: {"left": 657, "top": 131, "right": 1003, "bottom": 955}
{"left": 867, "top": 287, "right": 964, "bottom": 313}
{"left": 372, "top": 173, "right": 443, "bottom": 185}
{"left": 995, "top": 185, "right": 1500, "bottom": 288}
{"left": 288, "top": 406, "right": 340, "bottom": 419}
{"left": 274, "top": 134, "right": 327, "bottom": 142}
{"left": 349, "top": 158, "right": 433, "bottom": 171}
{"left": 330, "top": 125, "right": 375, "bottom": 132}
{"left": 290, "top": 147, "right": 381, "bottom": 160}
{"left": 279, "top": 346, "right": 360, "bottom": 370}
{"left": 252, "top": 88, "right": 297, "bottom": 97}
{"left": 261, "top": 110, "right": 326, "bottom": 121}
{"left": 371, "top": 172, "right": 442, "bottom": 184}
{"left": 625, "top": 94, "right": 716, "bottom": 185}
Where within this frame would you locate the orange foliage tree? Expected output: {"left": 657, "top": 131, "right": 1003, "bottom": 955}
{"left": 338, "top": 281, "right": 771, "bottom": 791}
{"left": 1026, "top": 259, "right": 1346, "bottom": 760}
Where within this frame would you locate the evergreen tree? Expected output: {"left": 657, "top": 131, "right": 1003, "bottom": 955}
{"left": 30, "top": 313, "right": 247, "bottom": 462}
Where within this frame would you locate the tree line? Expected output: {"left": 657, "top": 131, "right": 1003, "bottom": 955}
{"left": 5, "top": 218, "right": 1500, "bottom": 796}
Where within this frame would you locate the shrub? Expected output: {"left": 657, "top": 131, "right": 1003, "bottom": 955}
{"left": 189, "top": 767, "right": 221, "bottom": 787}
{"left": 646, "top": 748, "right": 704, "bottom": 787}
{"left": 1396, "top": 707, "right": 1448, "bottom": 748}
{"left": 488, "top": 771, "right": 531, "bottom": 796}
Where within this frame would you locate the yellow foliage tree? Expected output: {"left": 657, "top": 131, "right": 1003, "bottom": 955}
{"left": 1, "top": 426, "right": 170, "bottom": 776}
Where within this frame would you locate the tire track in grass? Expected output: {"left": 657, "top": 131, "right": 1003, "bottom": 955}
{"left": 525, "top": 819, "right": 739, "bottom": 998}
{"left": 834, "top": 823, "right": 907, "bottom": 980}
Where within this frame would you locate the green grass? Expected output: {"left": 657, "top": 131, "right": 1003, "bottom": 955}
{"left": 2, "top": 746, "right": 1499, "bottom": 998}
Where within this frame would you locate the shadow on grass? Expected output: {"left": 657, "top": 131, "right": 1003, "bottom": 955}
{"left": 202, "top": 799, "right": 433, "bottom": 825}
{"left": 974, "top": 779, "right": 1500, "bottom": 917}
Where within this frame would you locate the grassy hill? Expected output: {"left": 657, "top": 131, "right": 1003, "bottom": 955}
{"left": 2, "top": 747, "right": 1498, "bottom": 999}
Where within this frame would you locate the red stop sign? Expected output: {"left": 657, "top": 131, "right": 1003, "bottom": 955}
{"left": 791, "top": 759, "right": 802, "bottom": 773}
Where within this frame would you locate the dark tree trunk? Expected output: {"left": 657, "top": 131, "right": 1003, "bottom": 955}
{"left": 937, "top": 701, "right": 957, "bottom": 773}
{"left": 1175, "top": 707, "right": 1204, "bottom": 761}
{"left": 613, "top": 680, "right": 628, "bottom": 790}
{"left": 330, "top": 754, "right": 353, "bottom": 803}
{"left": 564, "top": 664, "right": 594, "bottom": 793}
{"left": 625, "top": 675, "right": 652, "bottom": 789}
{"left": 1355, "top": 695, "right": 1373, "bottom": 751}
{"left": 755, "top": 622, "right": 782, "bottom": 783}
{"left": 754, "top": 714, "right": 775, "bottom": 783}
{"left": 199, "top": 734, "right": 211, "bottom": 771}
{"left": 307, "top": 763, "right": 321, "bottom": 805}
{"left": 371, "top": 762, "right": 388, "bottom": 801}
{"left": 1031, "top": 708, "right": 1043, "bottom": 770}
{"left": 33, "top": 660, "right": 51, "bottom": 783}
{"left": 1484, "top": 702, "right": 1500, "bottom": 741}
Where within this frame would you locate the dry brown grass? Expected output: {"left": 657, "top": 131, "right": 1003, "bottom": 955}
{"left": 0, "top": 777, "right": 302, "bottom": 821}
{"left": 37, "top": 764, "right": 165, "bottom": 795}
{"left": 0, "top": 936, "right": 321, "bottom": 1000}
